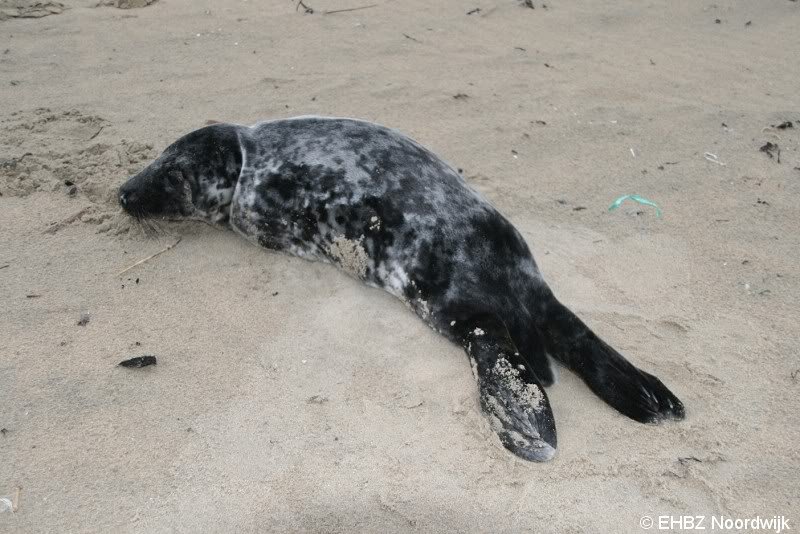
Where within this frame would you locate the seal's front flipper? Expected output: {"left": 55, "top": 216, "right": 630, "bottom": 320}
{"left": 462, "top": 314, "right": 557, "bottom": 462}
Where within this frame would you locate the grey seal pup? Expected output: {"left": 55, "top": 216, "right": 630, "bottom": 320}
{"left": 118, "top": 116, "right": 685, "bottom": 461}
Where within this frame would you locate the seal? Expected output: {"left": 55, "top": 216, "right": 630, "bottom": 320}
{"left": 118, "top": 116, "right": 685, "bottom": 461}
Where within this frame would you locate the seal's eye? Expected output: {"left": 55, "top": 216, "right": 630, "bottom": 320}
{"left": 162, "top": 169, "right": 185, "bottom": 195}
{"left": 167, "top": 169, "right": 184, "bottom": 185}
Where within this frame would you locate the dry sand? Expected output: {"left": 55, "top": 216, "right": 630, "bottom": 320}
{"left": 1, "top": 0, "right": 799, "bottom": 532}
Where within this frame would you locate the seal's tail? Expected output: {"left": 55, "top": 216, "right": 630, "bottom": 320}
{"left": 536, "top": 294, "right": 685, "bottom": 423}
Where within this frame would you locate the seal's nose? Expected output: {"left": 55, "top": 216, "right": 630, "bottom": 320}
{"left": 118, "top": 182, "right": 137, "bottom": 214}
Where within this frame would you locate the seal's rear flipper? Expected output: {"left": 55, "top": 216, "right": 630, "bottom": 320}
{"left": 538, "top": 294, "right": 685, "bottom": 423}
{"left": 507, "top": 321, "right": 556, "bottom": 387}
{"left": 462, "top": 314, "right": 557, "bottom": 462}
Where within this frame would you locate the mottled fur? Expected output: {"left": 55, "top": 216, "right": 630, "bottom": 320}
{"left": 119, "top": 117, "right": 684, "bottom": 461}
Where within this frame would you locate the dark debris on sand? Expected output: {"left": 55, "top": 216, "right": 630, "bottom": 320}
{"left": 119, "top": 355, "right": 157, "bottom": 368}
{"left": 759, "top": 142, "right": 781, "bottom": 163}
{"left": 77, "top": 312, "right": 90, "bottom": 326}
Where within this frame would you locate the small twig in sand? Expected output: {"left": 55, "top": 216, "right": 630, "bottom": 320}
{"left": 43, "top": 207, "right": 92, "bottom": 235}
{"left": 296, "top": 0, "right": 314, "bottom": 14}
{"left": 88, "top": 126, "right": 104, "bottom": 141}
{"left": 12, "top": 152, "right": 33, "bottom": 164}
{"left": 704, "top": 152, "right": 726, "bottom": 166}
{"left": 403, "top": 33, "right": 420, "bottom": 43}
{"left": 1, "top": 152, "right": 32, "bottom": 170}
{"left": 324, "top": 4, "right": 377, "bottom": 14}
{"left": 0, "top": 264, "right": 9, "bottom": 270}
{"left": 760, "top": 126, "right": 782, "bottom": 141}
{"left": 117, "top": 236, "right": 182, "bottom": 276}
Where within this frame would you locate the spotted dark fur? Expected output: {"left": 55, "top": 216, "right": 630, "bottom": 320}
{"left": 119, "top": 116, "right": 685, "bottom": 461}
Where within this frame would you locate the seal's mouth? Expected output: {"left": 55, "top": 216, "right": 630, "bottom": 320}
{"left": 117, "top": 184, "right": 162, "bottom": 235}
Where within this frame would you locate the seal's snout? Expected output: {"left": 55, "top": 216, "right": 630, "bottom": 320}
{"left": 118, "top": 169, "right": 187, "bottom": 219}
{"left": 118, "top": 175, "right": 159, "bottom": 217}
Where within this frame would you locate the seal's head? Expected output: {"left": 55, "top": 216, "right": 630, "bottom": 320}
{"left": 118, "top": 123, "right": 244, "bottom": 224}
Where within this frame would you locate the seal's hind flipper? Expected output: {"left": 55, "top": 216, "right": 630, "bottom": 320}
{"left": 538, "top": 295, "right": 685, "bottom": 423}
{"left": 507, "top": 321, "right": 556, "bottom": 387}
{"left": 462, "top": 314, "right": 557, "bottom": 462}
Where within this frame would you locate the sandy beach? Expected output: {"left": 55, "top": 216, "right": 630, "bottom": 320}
{"left": 1, "top": 0, "right": 799, "bottom": 532}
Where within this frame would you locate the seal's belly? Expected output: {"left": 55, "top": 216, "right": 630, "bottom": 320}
{"left": 228, "top": 166, "right": 481, "bottom": 325}
{"left": 230, "top": 172, "right": 426, "bottom": 299}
